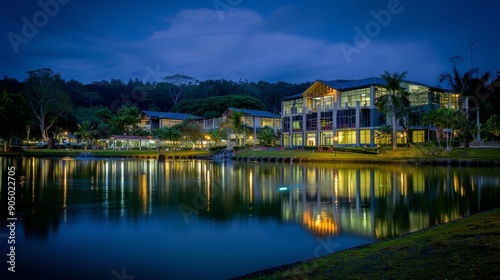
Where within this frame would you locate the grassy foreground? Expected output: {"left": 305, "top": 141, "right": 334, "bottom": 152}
{"left": 238, "top": 208, "right": 500, "bottom": 280}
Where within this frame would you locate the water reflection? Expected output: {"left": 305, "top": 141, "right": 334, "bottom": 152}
{"left": 0, "top": 157, "right": 499, "bottom": 279}
{"left": 1, "top": 157, "right": 499, "bottom": 240}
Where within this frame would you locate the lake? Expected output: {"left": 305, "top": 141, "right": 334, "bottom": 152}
{"left": 1, "top": 157, "right": 499, "bottom": 279}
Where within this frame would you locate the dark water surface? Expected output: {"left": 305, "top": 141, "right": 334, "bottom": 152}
{"left": 1, "top": 157, "right": 499, "bottom": 279}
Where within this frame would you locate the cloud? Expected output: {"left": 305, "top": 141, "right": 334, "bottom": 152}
{"left": 4, "top": 6, "right": 447, "bottom": 85}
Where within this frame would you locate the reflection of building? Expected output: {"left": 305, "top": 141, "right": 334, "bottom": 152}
{"left": 281, "top": 78, "right": 459, "bottom": 147}
{"left": 302, "top": 210, "right": 337, "bottom": 237}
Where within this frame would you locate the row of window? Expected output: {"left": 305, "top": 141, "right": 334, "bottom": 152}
{"left": 284, "top": 85, "right": 460, "bottom": 116}
{"left": 282, "top": 130, "right": 426, "bottom": 146}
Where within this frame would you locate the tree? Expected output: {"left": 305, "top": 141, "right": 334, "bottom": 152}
{"left": 423, "top": 108, "right": 459, "bottom": 152}
{"left": 257, "top": 126, "right": 279, "bottom": 146}
{"left": 164, "top": 74, "right": 199, "bottom": 105}
{"left": 75, "top": 120, "right": 96, "bottom": 144}
{"left": 227, "top": 110, "right": 244, "bottom": 146}
{"left": 23, "top": 68, "right": 72, "bottom": 144}
{"left": 152, "top": 126, "right": 182, "bottom": 153}
{"left": 374, "top": 124, "right": 392, "bottom": 146}
{"left": 484, "top": 114, "right": 500, "bottom": 140}
{"left": 171, "top": 95, "right": 267, "bottom": 118}
{"left": 439, "top": 54, "right": 491, "bottom": 141}
{"left": 176, "top": 118, "right": 204, "bottom": 149}
{"left": 207, "top": 129, "right": 227, "bottom": 145}
{"left": 110, "top": 106, "right": 140, "bottom": 135}
{"left": 0, "top": 91, "right": 30, "bottom": 151}
{"left": 376, "top": 71, "right": 408, "bottom": 149}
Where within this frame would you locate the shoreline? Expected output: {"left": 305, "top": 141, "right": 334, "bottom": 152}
{"left": 235, "top": 208, "right": 500, "bottom": 279}
{"left": 1, "top": 150, "right": 500, "bottom": 167}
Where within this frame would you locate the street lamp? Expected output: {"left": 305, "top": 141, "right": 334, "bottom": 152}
{"left": 205, "top": 135, "right": 211, "bottom": 150}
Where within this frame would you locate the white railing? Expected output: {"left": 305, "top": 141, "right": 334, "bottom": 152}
{"left": 469, "top": 141, "right": 500, "bottom": 148}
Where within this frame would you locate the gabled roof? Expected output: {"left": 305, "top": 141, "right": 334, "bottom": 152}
{"left": 140, "top": 110, "right": 202, "bottom": 120}
{"left": 226, "top": 108, "right": 280, "bottom": 118}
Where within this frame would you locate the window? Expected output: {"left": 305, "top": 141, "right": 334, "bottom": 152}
{"left": 262, "top": 118, "right": 274, "bottom": 127}
{"left": 282, "top": 117, "right": 290, "bottom": 132}
{"left": 341, "top": 88, "right": 371, "bottom": 107}
{"left": 338, "top": 130, "right": 356, "bottom": 144}
{"left": 292, "top": 134, "right": 302, "bottom": 146}
{"left": 284, "top": 98, "right": 303, "bottom": 115}
{"left": 412, "top": 130, "right": 425, "bottom": 143}
{"left": 292, "top": 115, "right": 302, "bottom": 131}
{"left": 306, "top": 133, "right": 316, "bottom": 146}
{"left": 360, "top": 130, "right": 371, "bottom": 144}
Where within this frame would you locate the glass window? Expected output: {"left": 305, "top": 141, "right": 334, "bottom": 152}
{"left": 262, "top": 118, "right": 273, "bottom": 127}
{"left": 292, "top": 134, "right": 302, "bottom": 146}
{"left": 306, "top": 132, "right": 316, "bottom": 146}
{"left": 360, "top": 129, "right": 371, "bottom": 144}
{"left": 283, "top": 135, "right": 290, "bottom": 146}
{"left": 284, "top": 98, "right": 304, "bottom": 115}
{"left": 341, "top": 88, "right": 371, "bottom": 107}
{"left": 412, "top": 130, "right": 425, "bottom": 143}
{"left": 338, "top": 130, "right": 356, "bottom": 144}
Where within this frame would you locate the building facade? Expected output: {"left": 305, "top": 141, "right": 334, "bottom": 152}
{"left": 281, "top": 77, "right": 459, "bottom": 147}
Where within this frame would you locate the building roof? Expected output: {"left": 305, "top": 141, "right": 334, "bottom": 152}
{"left": 317, "top": 77, "right": 451, "bottom": 92}
{"left": 226, "top": 108, "right": 280, "bottom": 118}
{"left": 140, "top": 110, "right": 202, "bottom": 120}
{"left": 282, "top": 93, "right": 303, "bottom": 101}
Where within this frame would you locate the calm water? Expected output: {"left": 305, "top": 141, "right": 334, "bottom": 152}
{"left": 1, "top": 157, "right": 499, "bottom": 279}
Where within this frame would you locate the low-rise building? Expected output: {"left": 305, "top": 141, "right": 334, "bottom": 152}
{"left": 281, "top": 77, "right": 459, "bottom": 147}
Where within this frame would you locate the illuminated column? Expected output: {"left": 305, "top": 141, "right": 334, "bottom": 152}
{"left": 332, "top": 98, "right": 338, "bottom": 144}
{"left": 316, "top": 104, "right": 321, "bottom": 146}
{"left": 355, "top": 100, "right": 360, "bottom": 147}
{"left": 302, "top": 103, "right": 307, "bottom": 148}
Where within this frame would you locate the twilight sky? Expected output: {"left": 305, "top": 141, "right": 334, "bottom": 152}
{"left": 1, "top": 0, "right": 498, "bottom": 87}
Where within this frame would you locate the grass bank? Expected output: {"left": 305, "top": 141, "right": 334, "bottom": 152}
{"left": 238, "top": 208, "right": 500, "bottom": 280}
{"left": 235, "top": 147, "right": 500, "bottom": 164}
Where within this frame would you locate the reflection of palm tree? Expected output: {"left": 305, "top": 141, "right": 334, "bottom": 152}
{"left": 376, "top": 71, "right": 408, "bottom": 149}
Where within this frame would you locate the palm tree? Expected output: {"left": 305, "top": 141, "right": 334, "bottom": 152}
{"left": 438, "top": 58, "right": 491, "bottom": 141}
{"left": 153, "top": 126, "right": 182, "bottom": 153}
{"left": 75, "top": 120, "right": 96, "bottom": 144}
{"left": 257, "top": 126, "right": 278, "bottom": 146}
{"left": 376, "top": 71, "right": 409, "bottom": 149}
{"left": 229, "top": 110, "right": 244, "bottom": 146}
{"left": 207, "top": 129, "right": 226, "bottom": 145}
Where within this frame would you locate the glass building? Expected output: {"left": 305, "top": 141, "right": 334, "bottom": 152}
{"left": 281, "top": 77, "right": 459, "bottom": 147}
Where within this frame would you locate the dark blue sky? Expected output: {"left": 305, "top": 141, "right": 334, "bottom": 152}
{"left": 1, "top": 0, "right": 498, "bottom": 86}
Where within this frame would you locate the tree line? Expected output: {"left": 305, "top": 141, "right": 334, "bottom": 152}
{"left": 0, "top": 69, "right": 310, "bottom": 150}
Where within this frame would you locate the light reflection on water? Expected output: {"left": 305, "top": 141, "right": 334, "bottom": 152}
{"left": 0, "top": 157, "right": 499, "bottom": 279}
